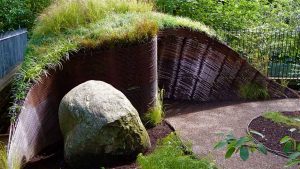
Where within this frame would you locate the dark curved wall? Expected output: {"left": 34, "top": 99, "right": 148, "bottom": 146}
{"left": 157, "top": 29, "right": 299, "bottom": 101}
{"left": 8, "top": 38, "right": 158, "bottom": 167}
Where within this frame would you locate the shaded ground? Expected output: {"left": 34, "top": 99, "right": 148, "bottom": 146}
{"left": 0, "top": 134, "right": 8, "bottom": 145}
{"left": 24, "top": 121, "right": 173, "bottom": 169}
{"left": 165, "top": 99, "right": 300, "bottom": 169}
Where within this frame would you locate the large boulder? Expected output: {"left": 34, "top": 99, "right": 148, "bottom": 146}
{"left": 58, "top": 80, "right": 150, "bottom": 168}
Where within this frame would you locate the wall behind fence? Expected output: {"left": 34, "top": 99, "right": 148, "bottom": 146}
{"left": 0, "top": 29, "right": 27, "bottom": 78}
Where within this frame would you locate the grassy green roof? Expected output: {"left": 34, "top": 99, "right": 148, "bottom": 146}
{"left": 10, "top": 0, "right": 217, "bottom": 118}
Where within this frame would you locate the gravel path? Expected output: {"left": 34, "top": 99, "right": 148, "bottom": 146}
{"left": 165, "top": 99, "right": 300, "bottom": 169}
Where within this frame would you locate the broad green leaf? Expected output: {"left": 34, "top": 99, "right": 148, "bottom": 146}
{"left": 228, "top": 140, "right": 238, "bottom": 148}
{"left": 257, "top": 143, "right": 267, "bottom": 155}
{"left": 226, "top": 134, "right": 236, "bottom": 141}
{"left": 285, "top": 159, "right": 300, "bottom": 167}
{"left": 240, "top": 146, "right": 249, "bottom": 161}
{"left": 283, "top": 142, "right": 293, "bottom": 154}
{"left": 225, "top": 147, "right": 236, "bottom": 159}
{"left": 297, "top": 144, "right": 300, "bottom": 152}
{"left": 214, "top": 140, "right": 227, "bottom": 149}
{"left": 280, "top": 136, "right": 292, "bottom": 144}
{"left": 250, "top": 147, "right": 257, "bottom": 153}
{"left": 288, "top": 152, "right": 300, "bottom": 160}
{"left": 236, "top": 137, "right": 250, "bottom": 148}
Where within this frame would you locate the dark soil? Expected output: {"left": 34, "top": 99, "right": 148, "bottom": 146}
{"left": 24, "top": 121, "right": 174, "bottom": 169}
{"left": 248, "top": 111, "right": 300, "bottom": 155}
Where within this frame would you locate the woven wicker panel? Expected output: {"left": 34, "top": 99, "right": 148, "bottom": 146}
{"left": 157, "top": 28, "right": 299, "bottom": 102}
{"left": 8, "top": 38, "right": 157, "bottom": 167}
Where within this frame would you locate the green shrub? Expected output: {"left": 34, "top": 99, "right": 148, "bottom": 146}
{"left": 239, "top": 83, "right": 269, "bottom": 100}
{"left": 137, "top": 132, "right": 217, "bottom": 169}
{"left": 155, "top": 0, "right": 300, "bottom": 31}
{"left": 216, "top": 133, "right": 300, "bottom": 168}
{"left": 0, "top": 0, "right": 52, "bottom": 32}
{"left": 214, "top": 132, "right": 267, "bottom": 161}
{"left": 143, "top": 89, "right": 165, "bottom": 127}
{"left": 280, "top": 136, "right": 300, "bottom": 167}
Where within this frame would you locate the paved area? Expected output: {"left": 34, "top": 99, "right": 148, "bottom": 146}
{"left": 165, "top": 99, "right": 300, "bottom": 169}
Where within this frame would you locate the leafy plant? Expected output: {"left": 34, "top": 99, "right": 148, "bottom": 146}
{"left": 214, "top": 132, "right": 267, "bottom": 161}
{"left": 143, "top": 89, "right": 165, "bottom": 127}
{"left": 239, "top": 83, "right": 269, "bottom": 100}
{"left": 216, "top": 133, "right": 300, "bottom": 167}
{"left": 280, "top": 136, "right": 300, "bottom": 167}
{"left": 137, "top": 132, "right": 217, "bottom": 169}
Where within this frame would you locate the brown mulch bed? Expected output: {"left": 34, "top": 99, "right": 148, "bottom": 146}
{"left": 248, "top": 111, "right": 300, "bottom": 155}
{"left": 24, "top": 121, "right": 174, "bottom": 169}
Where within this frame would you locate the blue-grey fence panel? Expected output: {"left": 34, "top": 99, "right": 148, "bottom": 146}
{"left": 0, "top": 29, "right": 27, "bottom": 78}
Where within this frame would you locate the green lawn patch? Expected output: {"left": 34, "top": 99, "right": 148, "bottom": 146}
{"left": 137, "top": 132, "right": 217, "bottom": 169}
{"left": 263, "top": 112, "right": 300, "bottom": 128}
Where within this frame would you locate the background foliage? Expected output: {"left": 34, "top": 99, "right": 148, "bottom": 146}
{"left": 0, "top": 0, "right": 52, "bottom": 32}
{"left": 155, "top": 0, "right": 300, "bottom": 31}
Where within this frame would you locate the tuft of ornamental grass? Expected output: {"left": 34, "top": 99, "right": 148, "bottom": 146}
{"left": 33, "top": 0, "right": 153, "bottom": 36}
{"left": 143, "top": 89, "right": 165, "bottom": 127}
{"left": 239, "top": 82, "right": 269, "bottom": 100}
{"left": 0, "top": 142, "right": 19, "bottom": 169}
{"left": 263, "top": 112, "right": 300, "bottom": 128}
{"left": 137, "top": 132, "right": 217, "bottom": 169}
{"left": 10, "top": 0, "right": 218, "bottom": 119}
{"left": 0, "top": 142, "right": 8, "bottom": 169}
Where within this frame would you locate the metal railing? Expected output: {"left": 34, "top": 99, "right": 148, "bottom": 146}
{"left": 0, "top": 29, "right": 27, "bottom": 78}
{"left": 220, "top": 28, "right": 300, "bottom": 79}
